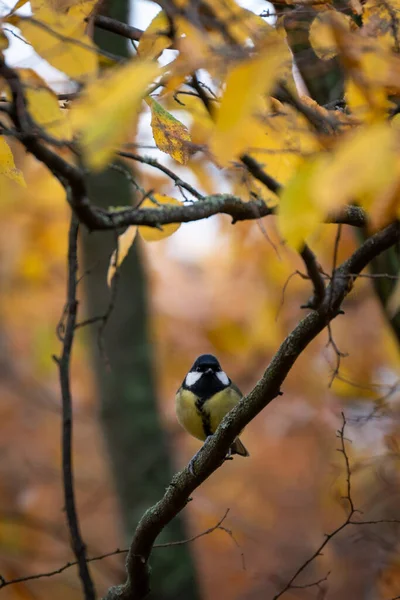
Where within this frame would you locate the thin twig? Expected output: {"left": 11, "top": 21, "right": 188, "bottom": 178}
{"left": 329, "top": 224, "right": 343, "bottom": 311}
{"left": 327, "top": 225, "right": 347, "bottom": 386}
{"left": 275, "top": 270, "right": 305, "bottom": 321}
{"left": 0, "top": 509, "right": 233, "bottom": 589}
{"left": 273, "top": 413, "right": 400, "bottom": 599}
{"left": 23, "top": 16, "right": 122, "bottom": 63}
{"left": 54, "top": 215, "right": 96, "bottom": 600}
{"left": 118, "top": 151, "right": 204, "bottom": 200}
{"left": 291, "top": 571, "right": 330, "bottom": 589}
{"left": 326, "top": 322, "right": 348, "bottom": 388}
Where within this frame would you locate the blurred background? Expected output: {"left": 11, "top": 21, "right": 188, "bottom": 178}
{"left": 1, "top": 0, "right": 400, "bottom": 599}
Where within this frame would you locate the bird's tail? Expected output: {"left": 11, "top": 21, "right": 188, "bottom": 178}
{"left": 230, "top": 437, "right": 249, "bottom": 457}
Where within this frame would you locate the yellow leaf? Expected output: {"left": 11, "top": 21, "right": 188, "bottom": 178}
{"left": 7, "top": 0, "right": 29, "bottom": 13}
{"left": 139, "top": 194, "right": 182, "bottom": 241}
{"left": 147, "top": 97, "right": 192, "bottom": 164}
{"left": 363, "top": 0, "right": 400, "bottom": 50}
{"left": 107, "top": 226, "right": 138, "bottom": 287}
{"left": 19, "top": 7, "right": 98, "bottom": 81}
{"left": 185, "top": 95, "right": 214, "bottom": 146}
{"left": 210, "top": 36, "right": 290, "bottom": 165}
{"left": 69, "top": 59, "right": 160, "bottom": 170}
{"left": 251, "top": 102, "right": 320, "bottom": 185}
{"left": 202, "top": 0, "right": 270, "bottom": 45}
{"left": 0, "top": 137, "right": 26, "bottom": 186}
{"left": 30, "top": 0, "right": 94, "bottom": 12}
{"left": 387, "top": 278, "right": 400, "bottom": 318}
{"left": 66, "top": 0, "right": 98, "bottom": 18}
{"left": 369, "top": 168, "right": 400, "bottom": 229}
{"left": 174, "top": 18, "right": 214, "bottom": 73}
{"left": 137, "top": 11, "right": 170, "bottom": 59}
{"left": 312, "top": 124, "right": 397, "bottom": 212}
{"left": 309, "top": 10, "right": 352, "bottom": 60}
{"left": 18, "top": 69, "right": 71, "bottom": 140}
{"left": 278, "top": 160, "right": 323, "bottom": 250}
{"left": 345, "top": 50, "right": 393, "bottom": 121}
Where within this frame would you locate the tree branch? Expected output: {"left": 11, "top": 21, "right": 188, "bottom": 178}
{"left": 0, "top": 509, "right": 232, "bottom": 589}
{"left": 54, "top": 216, "right": 96, "bottom": 600}
{"left": 300, "top": 244, "right": 326, "bottom": 308}
{"left": 273, "top": 410, "right": 400, "bottom": 598}
{"left": 91, "top": 15, "right": 143, "bottom": 42}
{"left": 118, "top": 151, "right": 205, "bottom": 200}
{"left": 0, "top": 58, "right": 368, "bottom": 232}
{"left": 102, "top": 221, "right": 400, "bottom": 600}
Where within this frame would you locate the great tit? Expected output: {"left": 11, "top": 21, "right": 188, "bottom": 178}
{"left": 175, "top": 354, "right": 249, "bottom": 467}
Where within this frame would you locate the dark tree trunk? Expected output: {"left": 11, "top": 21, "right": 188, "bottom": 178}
{"left": 80, "top": 2, "right": 201, "bottom": 598}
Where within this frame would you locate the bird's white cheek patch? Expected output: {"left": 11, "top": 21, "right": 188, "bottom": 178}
{"left": 185, "top": 372, "right": 202, "bottom": 387}
{"left": 217, "top": 371, "right": 230, "bottom": 386}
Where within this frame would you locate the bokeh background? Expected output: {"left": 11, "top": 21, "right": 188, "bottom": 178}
{"left": 1, "top": 0, "right": 400, "bottom": 599}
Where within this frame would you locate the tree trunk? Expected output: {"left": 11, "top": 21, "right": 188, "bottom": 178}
{"left": 80, "top": 3, "right": 200, "bottom": 598}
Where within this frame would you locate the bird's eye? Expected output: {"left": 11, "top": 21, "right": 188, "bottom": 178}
{"left": 196, "top": 366, "right": 201, "bottom": 372}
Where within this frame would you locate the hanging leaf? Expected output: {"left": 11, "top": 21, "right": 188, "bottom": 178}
{"left": 209, "top": 35, "right": 290, "bottom": 165}
{"left": 250, "top": 102, "right": 320, "bottom": 186}
{"left": 147, "top": 97, "right": 192, "bottom": 165}
{"left": 278, "top": 160, "right": 323, "bottom": 249}
{"left": 139, "top": 194, "right": 182, "bottom": 242}
{"left": 137, "top": 11, "right": 170, "bottom": 59}
{"left": 69, "top": 58, "right": 160, "bottom": 170}
{"left": 312, "top": 123, "right": 397, "bottom": 213}
{"left": 184, "top": 94, "right": 214, "bottom": 146}
{"left": 309, "top": 10, "right": 352, "bottom": 60}
{"left": 363, "top": 0, "right": 400, "bottom": 50}
{"left": 107, "top": 226, "right": 138, "bottom": 287}
{"left": 18, "top": 69, "right": 71, "bottom": 140}
{"left": 18, "top": 6, "right": 98, "bottom": 80}
{"left": 0, "top": 137, "right": 26, "bottom": 186}
{"left": 202, "top": 0, "right": 270, "bottom": 45}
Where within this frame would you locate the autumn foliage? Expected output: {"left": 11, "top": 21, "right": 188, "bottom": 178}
{"left": 0, "top": 0, "right": 400, "bottom": 598}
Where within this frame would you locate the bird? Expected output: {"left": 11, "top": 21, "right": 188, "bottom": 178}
{"left": 175, "top": 354, "right": 249, "bottom": 473}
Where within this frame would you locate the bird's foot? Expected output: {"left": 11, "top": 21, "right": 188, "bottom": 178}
{"left": 224, "top": 447, "right": 234, "bottom": 462}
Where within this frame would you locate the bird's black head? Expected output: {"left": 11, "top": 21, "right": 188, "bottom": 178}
{"left": 183, "top": 354, "right": 230, "bottom": 399}
{"left": 190, "top": 354, "right": 221, "bottom": 374}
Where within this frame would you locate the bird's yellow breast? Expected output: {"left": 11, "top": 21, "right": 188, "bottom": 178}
{"left": 175, "top": 387, "right": 242, "bottom": 441}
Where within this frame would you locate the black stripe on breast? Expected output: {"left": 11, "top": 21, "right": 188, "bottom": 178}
{"left": 195, "top": 398, "right": 213, "bottom": 437}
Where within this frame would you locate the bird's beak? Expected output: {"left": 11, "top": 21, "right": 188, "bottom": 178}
{"left": 206, "top": 368, "right": 214, "bottom": 374}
